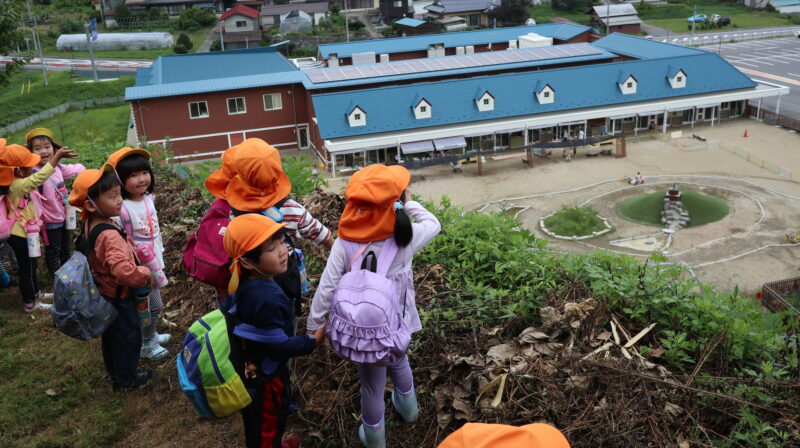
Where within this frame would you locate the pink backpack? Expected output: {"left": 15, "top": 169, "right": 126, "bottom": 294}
{"left": 0, "top": 196, "right": 11, "bottom": 241}
{"left": 183, "top": 199, "right": 232, "bottom": 290}
{"left": 326, "top": 238, "right": 411, "bottom": 366}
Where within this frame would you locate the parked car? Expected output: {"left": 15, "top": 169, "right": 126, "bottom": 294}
{"left": 710, "top": 14, "right": 731, "bottom": 26}
{"left": 687, "top": 14, "right": 707, "bottom": 23}
{"left": 795, "top": 30, "right": 800, "bottom": 38}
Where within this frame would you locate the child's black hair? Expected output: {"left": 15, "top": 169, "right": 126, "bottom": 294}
{"left": 116, "top": 154, "right": 155, "bottom": 198}
{"left": 87, "top": 171, "right": 122, "bottom": 201}
{"left": 242, "top": 231, "right": 285, "bottom": 265}
{"left": 26, "top": 135, "right": 61, "bottom": 151}
{"left": 394, "top": 191, "right": 413, "bottom": 247}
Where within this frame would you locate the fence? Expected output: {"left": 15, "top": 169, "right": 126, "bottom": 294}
{"left": 762, "top": 276, "right": 800, "bottom": 316}
{"left": 0, "top": 97, "right": 126, "bottom": 135}
{"left": 719, "top": 141, "right": 795, "bottom": 182}
{"left": 744, "top": 105, "right": 800, "bottom": 132}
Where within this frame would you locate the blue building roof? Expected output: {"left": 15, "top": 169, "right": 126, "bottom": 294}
{"left": 593, "top": 32, "right": 707, "bottom": 59}
{"left": 126, "top": 46, "right": 302, "bottom": 101}
{"left": 311, "top": 51, "right": 756, "bottom": 140}
{"left": 771, "top": 0, "right": 800, "bottom": 6}
{"left": 395, "top": 18, "right": 427, "bottom": 27}
{"left": 317, "top": 23, "right": 592, "bottom": 59}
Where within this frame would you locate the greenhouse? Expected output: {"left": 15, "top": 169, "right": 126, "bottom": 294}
{"left": 279, "top": 10, "right": 313, "bottom": 34}
{"left": 56, "top": 32, "right": 174, "bottom": 51}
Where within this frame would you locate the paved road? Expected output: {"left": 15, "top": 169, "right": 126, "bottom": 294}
{"left": 0, "top": 55, "right": 151, "bottom": 72}
{"left": 652, "top": 25, "right": 800, "bottom": 46}
{"left": 707, "top": 36, "right": 800, "bottom": 120}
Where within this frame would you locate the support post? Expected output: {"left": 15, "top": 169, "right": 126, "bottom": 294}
{"left": 776, "top": 95, "right": 782, "bottom": 116}
{"left": 526, "top": 147, "right": 534, "bottom": 168}
{"left": 757, "top": 98, "right": 762, "bottom": 121}
{"left": 477, "top": 153, "right": 484, "bottom": 176}
{"left": 615, "top": 137, "right": 626, "bottom": 158}
{"left": 662, "top": 110, "right": 668, "bottom": 134}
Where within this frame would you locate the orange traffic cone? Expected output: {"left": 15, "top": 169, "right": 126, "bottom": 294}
{"left": 743, "top": 129, "right": 748, "bottom": 137}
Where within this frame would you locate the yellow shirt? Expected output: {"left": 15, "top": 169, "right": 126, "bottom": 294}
{"left": 8, "top": 163, "right": 54, "bottom": 238}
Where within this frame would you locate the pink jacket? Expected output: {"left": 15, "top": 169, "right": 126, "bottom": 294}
{"left": 35, "top": 163, "right": 85, "bottom": 224}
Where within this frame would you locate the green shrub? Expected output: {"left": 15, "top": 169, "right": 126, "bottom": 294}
{"left": 58, "top": 18, "right": 83, "bottom": 34}
{"left": 172, "top": 43, "right": 188, "bottom": 54}
{"left": 543, "top": 205, "right": 606, "bottom": 237}
{"left": 176, "top": 7, "right": 216, "bottom": 30}
{"left": 209, "top": 40, "right": 222, "bottom": 52}
{"left": 177, "top": 33, "right": 193, "bottom": 50}
{"left": 281, "top": 155, "right": 328, "bottom": 196}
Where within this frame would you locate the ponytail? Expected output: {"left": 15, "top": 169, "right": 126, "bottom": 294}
{"left": 393, "top": 201, "right": 412, "bottom": 247}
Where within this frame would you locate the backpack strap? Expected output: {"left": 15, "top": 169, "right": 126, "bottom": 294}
{"left": 81, "top": 222, "right": 128, "bottom": 300}
{"left": 118, "top": 203, "right": 134, "bottom": 240}
{"left": 341, "top": 240, "right": 371, "bottom": 273}
{"left": 374, "top": 238, "right": 398, "bottom": 276}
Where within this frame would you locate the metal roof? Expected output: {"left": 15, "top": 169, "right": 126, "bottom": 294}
{"left": 305, "top": 43, "right": 606, "bottom": 84}
{"left": 126, "top": 46, "right": 303, "bottom": 100}
{"left": 311, "top": 50, "right": 756, "bottom": 140}
{"left": 260, "top": 1, "right": 329, "bottom": 16}
{"left": 599, "top": 16, "right": 643, "bottom": 26}
{"left": 592, "top": 32, "right": 706, "bottom": 59}
{"left": 424, "top": 0, "right": 499, "bottom": 14}
{"left": 592, "top": 4, "right": 639, "bottom": 17}
{"left": 220, "top": 4, "right": 258, "bottom": 20}
{"left": 317, "top": 23, "right": 592, "bottom": 58}
{"left": 395, "top": 18, "right": 427, "bottom": 27}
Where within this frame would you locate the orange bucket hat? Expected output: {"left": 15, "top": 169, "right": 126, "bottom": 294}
{"left": 68, "top": 163, "right": 117, "bottom": 220}
{"left": 225, "top": 138, "right": 291, "bottom": 212}
{"left": 0, "top": 138, "right": 21, "bottom": 186}
{"left": 0, "top": 140, "right": 42, "bottom": 185}
{"left": 205, "top": 144, "right": 240, "bottom": 200}
{"left": 338, "top": 164, "right": 410, "bottom": 243}
{"left": 107, "top": 147, "right": 150, "bottom": 168}
{"left": 25, "top": 127, "right": 61, "bottom": 148}
{"left": 222, "top": 213, "right": 286, "bottom": 294}
{"left": 437, "top": 423, "right": 570, "bottom": 448}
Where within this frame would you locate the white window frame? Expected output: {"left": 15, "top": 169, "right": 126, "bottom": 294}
{"left": 348, "top": 106, "right": 366, "bottom": 127}
{"left": 236, "top": 20, "right": 247, "bottom": 28}
{"left": 188, "top": 101, "right": 209, "bottom": 119}
{"left": 536, "top": 85, "right": 554, "bottom": 104}
{"left": 227, "top": 97, "right": 247, "bottom": 115}
{"left": 619, "top": 76, "right": 637, "bottom": 95}
{"left": 414, "top": 99, "right": 432, "bottom": 119}
{"left": 668, "top": 70, "right": 687, "bottom": 89}
{"left": 476, "top": 91, "right": 494, "bottom": 112}
{"left": 263, "top": 93, "right": 283, "bottom": 111}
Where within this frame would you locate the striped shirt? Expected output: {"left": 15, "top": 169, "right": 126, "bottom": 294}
{"left": 279, "top": 198, "right": 331, "bottom": 245}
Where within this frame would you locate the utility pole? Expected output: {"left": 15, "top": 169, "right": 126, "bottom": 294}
{"left": 219, "top": 23, "right": 225, "bottom": 50}
{"left": 606, "top": 0, "right": 610, "bottom": 35}
{"left": 25, "top": 0, "right": 48, "bottom": 86}
{"left": 690, "top": 5, "right": 696, "bottom": 46}
{"left": 344, "top": 0, "right": 350, "bottom": 42}
{"left": 85, "top": 19, "right": 99, "bottom": 81}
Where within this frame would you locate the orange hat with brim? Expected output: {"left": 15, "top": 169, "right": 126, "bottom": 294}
{"left": 0, "top": 138, "right": 18, "bottom": 186}
{"left": 68, "top": 163, "right": 116, "bottom": 221}
{"left": 25, "top": 127, "right": 61, "bottom": 147}
{"left": 225, "top": 138, "right": 291, "bottom": 212}
{"left": 338, "top": 164, "right": 410, "bottom": 243}
{"left": 206, "top": 144, "right": 240, "bottom": 200}
{"left": 107, "top": 147, "right": 150, "bottom": 168}
{"left": 222, "top": 213, "right": 286, "bottom": 294}
{"left": 0, "top": 141, "right": 42, "bottom": 170}
{"left": 437, "top": 423, "right": 570, "bottom": 448}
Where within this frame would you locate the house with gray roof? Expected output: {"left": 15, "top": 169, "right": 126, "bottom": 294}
{"left": 261, "top": 1, "right": 329, "bottom": 27}
{"left": 425, "top": 0, "right": 500, "bottom": 27}
{"left": 591, "top": 4, "right": 642, "bottom": 34}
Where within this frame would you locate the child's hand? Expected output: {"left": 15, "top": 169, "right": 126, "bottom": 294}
{"left": 50, "top": 147, "right": 77, "bottom": 165}
{"left": 313, "top": 327, "right": 326, "bottom": 347}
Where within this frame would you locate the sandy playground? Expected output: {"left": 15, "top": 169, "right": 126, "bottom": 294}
{"left": 323, "top": 119, "right": 800, "bottom": 293}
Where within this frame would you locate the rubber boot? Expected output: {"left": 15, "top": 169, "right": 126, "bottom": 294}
{"left": 358, "top": 417, "right": 386, "bottom": 448}
{"left": 392, "top": 388, "right": 419, "bottom": 423}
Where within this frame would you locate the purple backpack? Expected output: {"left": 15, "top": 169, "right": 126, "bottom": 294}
{"left": 326, "top": 239, "right": 411, "bottom": 366}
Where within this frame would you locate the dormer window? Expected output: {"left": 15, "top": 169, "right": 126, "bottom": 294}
{"left": 618, "top": 74, "right": 637, "bottom": 95}
{"left": 348, "top": 106, "right": 366, "bottom": 127}
{"left": 667, "top": 68, "right": 687, "bottom": 89}
{"left": 413, "top": 98, "right": 432, "bottom": 119}
{"left": 535, "top": 83, "right": 554, "bottom": 105}
{"left": 475, "top": 90, "right": 494, "bottom": 112}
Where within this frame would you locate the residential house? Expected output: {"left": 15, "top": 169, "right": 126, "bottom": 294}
{"left": 591, "top": 4, "right": 642, "bottom": 34}
{"left": 124, "top": 0, "right": 224, "bottom": 16}
{"left": 261, "top": 2, "right": 329, "bottom": 27}
{"left": 217, "top": 5, "right": 262, "bottom": 49}
{"left": 394, "top": 17, "right": 440, "bottom": 35}
{"left": 769, "top": 0, "right": 800, "bottom": 12}
{"left": 424, "top": 0, "right": 499, "bottom": 28}
{"left": 381, "top": 0, "right": 412, "bottom": 21}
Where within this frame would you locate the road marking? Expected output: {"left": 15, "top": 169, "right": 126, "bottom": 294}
{"left": 736, "top": 66, "right": 800, "bottom": 87}
{"left": 787, "top": 73, "right": 800, "bottom": 79}
{"left": 730, "top": 60, "right": 759, "bottom": 67}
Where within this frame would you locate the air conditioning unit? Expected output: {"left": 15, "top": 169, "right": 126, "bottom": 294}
{"left": 518, "top": 33, "right": 553, "bottom": 49}
{"left": 328, "top": 54, "right": 339, "bottom": 67}
{"left": 465, "top": 45, "right": 474, "bottom": 54}
{"left": 455, "top": 46, "right": 465, "bottom": 55}
{"left": 379, "top": 53, "right": 389, "bottom": 63}
{"left": 508, "top": 39, "right": 518, "bottom": 49}
{"left": 352, "top": 51, "right": 376, "bottom": 65}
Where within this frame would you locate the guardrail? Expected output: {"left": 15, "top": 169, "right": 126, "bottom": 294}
{"left": 656, "top": 27, "right": 800, "bottom": 46}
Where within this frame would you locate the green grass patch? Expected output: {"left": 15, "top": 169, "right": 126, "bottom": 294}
{"left": 527, "top": 6, "right": 593, "bottom": 26}
{"left": 4, "top": 104, "right": 130, "bottom": 148}
{"left": 39, "top": 26, "right": 214, "bottom": 59}
{"left": 0, "top": 71, "right": 134, "bottom": 128}
{"left": 0, "top": 294, "right": 128, "bottom": 447}
{"left": 638, "top": 0, "right": 793, "bottom": 33}
{"left": 618, "top": 189, "right": 729, "bottom": 227}
{"left": 543, "top": 206, "right": 607, "bottom": 237}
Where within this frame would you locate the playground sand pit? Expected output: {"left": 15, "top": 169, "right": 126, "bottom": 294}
{"left": 323, "top": 118, "right": 800, "bottom": 292}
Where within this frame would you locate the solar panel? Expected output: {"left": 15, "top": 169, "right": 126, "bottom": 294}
{"left": 304, "top": 43, "right": 604, "bottom": 84}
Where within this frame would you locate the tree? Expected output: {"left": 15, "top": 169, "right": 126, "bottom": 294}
{"left": 176, "top": 6, "right": 217, "bottom": 30}
{"left": 487, "top": 0, "right": 531, "bottom": 26}
{"left": 0, "top": 0, "right": 30, "bottom": 88}
{"left": 177, "top": 33, "right": 193, "bottom": 50}
{"left": 115, "top": 4, "right": 133, "bottom": 19}
{"left": 173, "top": 43, "right": 188, "bottom": 54}
{"left": 551, "top": 0, "right": 595, "bottom": 13}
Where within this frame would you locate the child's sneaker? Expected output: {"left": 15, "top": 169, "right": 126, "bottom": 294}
{"left": 156, "top": 332, "right": 171, "bottom": 345}
{"left": 24, "top": 302, "right": 35, "bottom": 313}
{"left": 34, "top": 301, "right": 52, "bottom": 311}
{"left": 113, "top": 369, "right": 156, "bottom": 392}
{"left": 36, "top": 292, "right": 54, "bottom": 303}
{"left": 140, "top": 338, "right": 169, "bottom": 360}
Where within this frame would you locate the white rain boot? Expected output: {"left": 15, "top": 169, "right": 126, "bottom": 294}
{"left": 392, "top": 388, "right": 419, "bottom": 423}
{"left": 156, "top": 332, "right": 171, "bottom": 345}
{"left": 358, "top": 417, "right": 386, "bottom": 448}
{"left": 140, "top": 337, "right": 169, "bottom": 360}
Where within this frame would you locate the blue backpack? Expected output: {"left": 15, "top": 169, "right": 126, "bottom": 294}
{"left": 51, "top": 224, "right": 124, "bottom": 340}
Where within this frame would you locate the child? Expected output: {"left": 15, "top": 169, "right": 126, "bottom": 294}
{"left": 67, "top": 164, "right": 154, "bottom": 391}
{"left": 0, "top": 140, "right": 76, "bottom": 312}
{"left": 222, "top": 213, "right": 325, "bottom": 448}
{"left": 222, "top": 138, "right": 333, "bottom": 314}
{"left": 107, "top": 147, "right": 171, "bottom": 360}
{"left": 307, "top": 164, "right": 441, "bottom": 448}
{"left": 25, "top": 128, "right": 86, "bottom": 275}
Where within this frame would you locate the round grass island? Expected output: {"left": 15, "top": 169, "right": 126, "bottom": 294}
{"left": 618, "top": 189, "right": 730, "bottom": 227}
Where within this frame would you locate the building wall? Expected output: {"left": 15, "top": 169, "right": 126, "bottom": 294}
{"left": 381, "top": 0, "right": 410, "bottom": 21}
{"left": 609, "top": 23, "right": 641, "bottom": 34}
{"left": 223, "top": 14, "right": 258, "bottom": 32}
{"left": 132, "top": 84, "right": 311, "bottom": 159}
